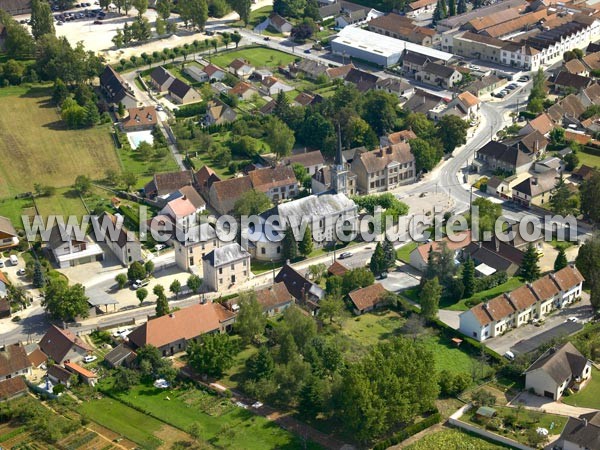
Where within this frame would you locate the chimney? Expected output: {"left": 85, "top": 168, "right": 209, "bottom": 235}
{"left": 169, "top": 313, "right": 175, "bottom": 318}
{"left": 583, "top": 418, "right": 588, "bottom": 427}
{"left": 532, "top": 177, "right": 538, "bottom": 185}
{"left": 386, "top": 146, "right": 393, "bottom": 154}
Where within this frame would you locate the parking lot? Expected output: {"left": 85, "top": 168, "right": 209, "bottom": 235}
{"left": 486, "top": 294, "right": 593, "bottom": 356}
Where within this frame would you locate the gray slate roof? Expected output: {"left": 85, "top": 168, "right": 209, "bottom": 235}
{"left": 526, "top": 342, "right": 588, "bottom": 384}
{"left": 560, "top": 412, "right": 600, "bottom": 450}
{"left": 202, "top": 243, "right": 250, "bottom": 267}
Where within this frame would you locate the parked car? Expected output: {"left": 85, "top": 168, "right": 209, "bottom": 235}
{"left": 155, "top": 244, "right": 166, "bottom": 251}
{"left": 0, "top": 260, "right": 4, "bottom": 268}
{"left": 518, "top": 76, "right": 530, "bottom": 82}
{"left": 304, "top": 49, "right": 311, "bottom": 54}
{"left": 83, "top": 355, "right": 97, "bottom": 363}
{"left": 9, "top": 255, "right": 18, "bottom": 266}
{"left": 132, "top": 279, "right": 149, "bottom": 289}
{"left": 93, "top": 19, "right": 102, "bottom": 24}
{"left": 263, "top": 36, "right": 271, "bottom": 41}
{"left": 567, "top": 316, "right": 579, "bottom": 323}
{"left": 503, "top": 351, "right": 515, "bottom": 361}
{"left": 16, "top": 268, "right": 26, "bottom": 276}
{"left": 379, "top": 272, "right": 388, "bottom": 279}
{"left": 339, "top": 252, "right": 353, "bottom": 259}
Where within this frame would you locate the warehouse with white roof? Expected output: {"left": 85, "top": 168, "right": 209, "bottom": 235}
{"left": 331, "top": 26, "right": 454, "bottom": 67}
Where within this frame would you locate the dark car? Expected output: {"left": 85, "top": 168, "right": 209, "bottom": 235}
{"left": 93, "top": 19, "right": 103, "bottom": 24}
{"left": 264, "top": 36, "right": 271, "bottom": 41}
{"left": 304, "top": 49, "right": 311, "bottom": 54}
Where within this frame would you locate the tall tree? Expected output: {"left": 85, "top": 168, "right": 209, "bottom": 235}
{"left": 132, "top": 0, "right": 148, "bottom": 16}
{"left": 245, "top": 345, "right": 274, "bottom": 380}
{"left": 448, "top": 0, "right": 456, "bottom": 16}
{"left": 32, "top": 260, "right": 46, "bottom": 289}
{"left": 187, "top": 333, "right": 237, "bottom": 376}
{"left": 234, "top": 292, "right": 266, "bottom": 344}
{"left": 187, "top": 274, "right": 203, "bottom": 294}
{"left": 265, "top": 117, "right": 295, "bottom": 158}
{"left": 169, "top": 279, "right": 182, "bottom": 299}
{"left": 520, "top": 244, "right": 541, "bottom": 282}
{"left": 576, "top": 235, "right": 600, "bottom": 311}
{"left": 154, "top": 285, "right": 169, "bottom": 317}
{"left": 136, "top": 287, "right": 148, "bottom": 305}
{"left": 420, "top": 277, "right": 441, "bottom": 320}
{"left": 229, "top": 0, "right": 251, "bottom": 24}
{"left": 410, "top": 137, "right": 444, "bottom": 172}
{"left": 437, "top": 116, "right": 468, "bottom": 153}
{"left": 462, "top": 256, "right": 475, "bottom": 299}
{"left": 362, "top": 90, "right": 398, "bottom": 136}
{"left": 299, "top": 225, "right": 313, "bottom": 257}
{"left": 282, "top": 226, "right": 298, "bottom": 261}
{"left": 340, "top": 337, "right": 438, "bottom": 441}
{"left": 369, "top": 242, "right": 387, "bottom": 277}
{"left": 580, "top": 168, "right": 600, "bottom": 224}
{"left": 0, "top": 10, "right": 34, "bottom": 58}
{"left": 554, "top": 247, "right": 568, "bottom": 271}
{"left": 179, "top": 0, "right": 208, "bottom": 30}
{"left": 30, "top": 0, "right": 55, "bottom": 40}
{"left": 550, "top": 174, "right": 577, "bottom": 216}
{"left": 233, "top": 189, "right": 271, "bottom": 216}
{"left": 457, "top": 0, "right": 467, "bottom": 13}
{"left": 318, "top": 295, "right": 345, "bottom": 324}
{"left": 156, "top": 0, "right": 171, "bottom": 18}
{"left": 382, "top": 240, "right": 396, "bottom": 269}
{"left": 42, "top": 278, "right": 89, "bottom": 321}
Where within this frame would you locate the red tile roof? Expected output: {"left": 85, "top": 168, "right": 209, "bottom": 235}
{"left": 328, "top": 261, "right": 349, "bottom": 277}
{"left": 128, "top": 302, "right": 235, "bottom": 349}
{"left": 39, "top": 325, "right": 91, "bottom": 363}
{"left": 552, "top": 265, "right": 584, "bottom": 291}
{"left": 65, "top": 361, "right": 97, "bottom": 379}
{"left": 0, "top": 377, "right": 27, "bottom": 400}
{"left": 415, "top": 231, "right": 472, "bottom": 261}
{"left": 348, "top": 283, "right": 387, "bottom": 312}
{"left": 0, "top": 344, "right": 31, "bottom": 378}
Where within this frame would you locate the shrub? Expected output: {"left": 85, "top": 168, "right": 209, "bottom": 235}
{"left": 372, "top": 411, "right": 441, "bottom": 450}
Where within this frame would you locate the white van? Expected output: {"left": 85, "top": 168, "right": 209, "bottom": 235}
{"left": 9, "top": 255, "right": 18, "bottom": 266}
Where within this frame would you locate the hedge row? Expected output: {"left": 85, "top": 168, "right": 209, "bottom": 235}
{"left": 373, "top": 411, "right": 442, "bottom": 450}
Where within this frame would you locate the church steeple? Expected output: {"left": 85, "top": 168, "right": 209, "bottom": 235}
{"left": 332, "top": 123, "right": 348, "bottom": 195}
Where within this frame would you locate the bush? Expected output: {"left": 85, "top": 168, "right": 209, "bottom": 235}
{"left": 473, "top": 271, "right": 508, "bottom": 293}
{"left": 173, "top": 102, "right": 207, "bottom": 118}
{"left": 372, "top": 410, "right": 441, "bottom": 450}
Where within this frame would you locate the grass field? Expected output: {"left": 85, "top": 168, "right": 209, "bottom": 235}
{"left": 106, "top": 383, "right": 321, "bottom": 449}
{"left": 211, "top": 47, "right": 296, "bottom": 70}
{"left": 421, "top": 334, "right": 493, "bottom": 377}
{"left": 396, "top": 242, "right": 418, "bottom": 263}
{"left": 405, "top": 428, "right": 510, "bottom": 449}
{"left": 0, "top": 86, "right": 120, "bottom": 198}
{"left": 562, "top": 368, "right": 600, "bottom": 408}
{"left": 79, "top": 397, "right": 165, "bottom": 449}
{"left": 445, "top": 278, "right": 524, "bottom": 311}
{"left": 35, "top": 188, "right": 88, "bottom": 219}
{"left": 0, "top": 197, "right": 36, "bottom": 229}
{"left": 577, "top": 151, "right": 600, "bottom": 168}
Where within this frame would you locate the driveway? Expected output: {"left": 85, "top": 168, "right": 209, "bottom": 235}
{"left": 485, "top": 295, "right": 593, "bottom": 355}
{"left": 379, "top": 265, "right": 421, "bottom": 293}
{"left": 509, "top": 392, "right": 598, "bottom": 416}
{"left": 438, "top": 310, "right": 461, "bottom": 329}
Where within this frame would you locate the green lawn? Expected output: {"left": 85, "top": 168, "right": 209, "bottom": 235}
{"left": 0, "top": 86, "right": 120, "bottom": 198}
{"left": 405, "top": 428, "right": 510, "bottom": 450}
{"left": 562, "top": 368, "right": 600, "bottom": 408}
{"left": 0, "top": 197, "right": 36, "bottom": 230}
{"left": 421, "top": 334, "right": 494, "bottom": 377}
{"left": 247, "top": 5, "right": 273, "bottom": 28}
{"left": 116, "top": 145, "right": 180, "bottom": 190}
{"left": 107, "top": 383, "right": 321, "bottom": 449}
{"left": 576, "top": 151, "right": 600, "bottom": 169}
{"left": 79, "top": 397, "right": 164, "bottom": 449}
{"left": 445, "top": 278, "right": 524, "bottom": 311}
{"left": 339, "top": 311, "right": 405, "bottom": 361}
{"left": 211, "top": 47, "right": 296, "bottom": 70}
{"left": 34, "top": 188, "right": 88, "bottom": 220}
{"left": 396, "top": 241, "right": 417, "bottom": 263}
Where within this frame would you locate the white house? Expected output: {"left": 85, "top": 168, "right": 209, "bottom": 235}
{"left": 0, "top": 344, "right": 32, "bottom": 381}
{"left": 409, "top": 231, "right": 472, "bottom": 271}
{"left": 202, "top": 243, "right": 251, "bottom": 292}
{"left": 459, "top": 265, "right": 584, "bottom": 342}
{"left": 525, "top": 342, "right": 592, "bottom": 400}
{"left": 173, "top": 223, "right": 220, "bottom": 273}
{"left": 94, "top": 212, "right": 142, "bottom": 267}
{"left": 47, "top": 223, "right": 104, "bottom": 269}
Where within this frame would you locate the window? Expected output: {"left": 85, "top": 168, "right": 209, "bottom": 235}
{"left": 219, "top": 278, "right": 223, "bottom": 285}
{"left": 261, "top": 247, "right": 266, "bottom": 254}
{"left": 189, "top": 257, "right": 194, "bottom": 266}
{"left": 219, "top": 268, "right": 223, "bottom": 275}
{"left": 231, "top": 264, "right": 235, "bottom": 270}
{"left": 231, "top": 275, "right": 236, "bottom": 283}
{"left": 243, "top": 260, "right": 247, "bottom": 267}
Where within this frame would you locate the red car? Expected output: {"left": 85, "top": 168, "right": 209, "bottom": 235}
{"left": 93, "top": 20, "right": 102, "bottom": 24}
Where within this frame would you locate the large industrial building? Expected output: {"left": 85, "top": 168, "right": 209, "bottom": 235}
{"left": 331, "top": 27, "right": 453, "bottom": 67}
